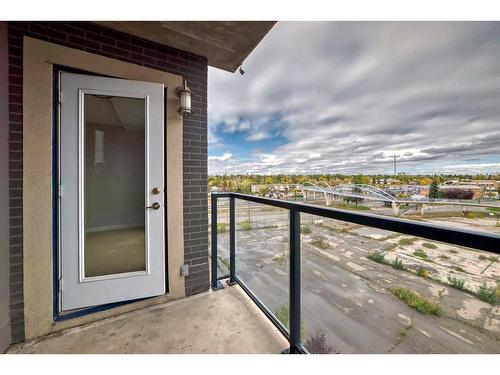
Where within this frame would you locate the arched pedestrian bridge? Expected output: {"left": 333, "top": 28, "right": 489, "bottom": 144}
{"left": 300, "top": 182, "right": 500, "bottom": 216}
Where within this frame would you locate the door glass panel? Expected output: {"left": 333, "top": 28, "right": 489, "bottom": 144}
{"left": 84, "top": 94, "right": 146, "bottom": 277}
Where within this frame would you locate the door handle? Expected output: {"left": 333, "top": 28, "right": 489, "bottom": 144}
{"left": 146, "top": 202, "right": 161, "bottom": 210}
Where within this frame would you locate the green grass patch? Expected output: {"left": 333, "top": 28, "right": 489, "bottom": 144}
{"left": 476, "top": 282, "right": 498, "bottom": 305}
{"left": 447, "top": 274, "right": 465, "bottom": 290}
{"left": 275, "top": 304, "right": 289, "bottom": 328}
{"left": 275, "top": 304, "right": 305, "bottom": 337}
{"left": 413, "top": 249, "right": 429, "bottom": 260}
{"left": 272, "top": 252, "right": 288, "bottom": 265}
{"left": 392, "top": 257, "right": 405, "bottom": 270}
{"left": 311, "top": 239, "right": 329, "bottom": 250}
{"left": 479, "top": 254, "right": 498, "bottom": 262}
{"left": 465, "top": 211, "right": 489, "bottom": 219}
{"left": 238, "top": 220, "right": 252, "bottom": 231}
{"left": 399, "top": 237, "right": 417, "bottom": 246}
{"left": 368, "top": 251, "right": 386, "bottom": 264}
{"left": 422, "top": 242, "right": 437, "bottom": 249}
{"left": 301, "top": 226, "right": 312, "bottom": 235}
{"left": 487, "top": 207, "right": 500, "bottom": 213}
{"left": 335, "top": 226, "right": 351, "bottom": 234}
{"left": 316, "top": 222, "right": 336, "bottom": 231}
{"left": 391, "top": 288, "right": 441, "bottom": 315}
{"left": 411, "top": 211, "right": 466, "bottom": 219}
{"left": 410, "top": 209, "right": 497, "bottom": 219}
{"left": 330, "top": 202, "right": 371, "bottom": 211}
{"left": 417, "top": 266, "right": 428, "bottom": 278}
{"left": 216, "top": 223, "right": 227, "bottom": 234}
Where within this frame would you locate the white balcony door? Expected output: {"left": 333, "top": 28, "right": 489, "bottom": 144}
{"left": 59, "top": 72, "right": 165, "bottom": 311}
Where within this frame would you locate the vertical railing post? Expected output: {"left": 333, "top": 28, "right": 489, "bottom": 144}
{"left": 288, "top": 208, "right": 302, "bottom": 353}
{"left": 211, "top": 194, "right": 223, "bottom": 290}
{"left": 228, "top": 195, "right": 237, "bottom": 285}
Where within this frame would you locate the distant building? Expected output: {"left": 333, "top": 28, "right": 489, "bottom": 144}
{"left": 420, "top": 187, "right": 430, "bottom": 196}
{"left": 441, "top": 180, "right": 499, "bottom": 199}
{"left": 250, "top": 184, "right": 300, "bottom": 198}
{"left": 438, "top": 184, "right": 483, "bottom": 199}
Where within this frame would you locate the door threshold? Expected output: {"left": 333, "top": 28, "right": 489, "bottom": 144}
{"left": 50, "top": 293, "right": 175, "bottom": 337}
{"left": 56, "top": 296, "right": 150, "bottom": 322}
{"left": 54, "top": 293, "right": 174, "bottom": 333}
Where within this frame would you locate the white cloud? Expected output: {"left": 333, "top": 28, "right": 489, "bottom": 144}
{"left": 444, "top": 162, "right": 500, "bottom": 170}
{"left": 208, "top": 123, "right": 220, "bottom": 147}
{"left": 208, "top": 153, "right": 232, "bottom": 162}
{"left": 246, "top": 131, "right": 271, "bottom": 141}
{"left": 209, "top": 22, "right": 500, "bottom": 174}
{"left": 221, "top": 118, "right": 250, "bottom": 133}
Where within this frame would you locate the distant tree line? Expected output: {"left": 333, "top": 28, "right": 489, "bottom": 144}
{"left": 209, "top": 173, "right": 499, "bottom": 194}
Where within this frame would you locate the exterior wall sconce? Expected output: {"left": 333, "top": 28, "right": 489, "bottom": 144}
{"left": 176, "top": 79, "right": 192, "bottom": 117}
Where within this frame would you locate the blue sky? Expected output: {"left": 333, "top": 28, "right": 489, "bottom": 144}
{"left": 208, "top": 22, "right": 500, "bottom": 175}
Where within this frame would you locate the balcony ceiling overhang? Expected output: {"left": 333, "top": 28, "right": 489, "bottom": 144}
{"left": 95, "top": 21, "right": 276, "bottom": 72}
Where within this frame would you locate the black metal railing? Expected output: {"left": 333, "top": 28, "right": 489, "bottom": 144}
{"left": 210, "top": 192, "right": 500, "bottom": 354}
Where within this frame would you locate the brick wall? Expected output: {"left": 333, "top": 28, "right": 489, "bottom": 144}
{"left": 7, "top": 21, "right": 209, "bottom": 343}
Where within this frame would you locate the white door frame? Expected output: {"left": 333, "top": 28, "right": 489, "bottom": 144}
{"left": 59, "top": 71, "right": 166, "bottom": 312}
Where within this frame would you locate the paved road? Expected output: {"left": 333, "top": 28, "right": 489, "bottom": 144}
{"left": 215, "top": 221, "right": 500, "bottom": 353}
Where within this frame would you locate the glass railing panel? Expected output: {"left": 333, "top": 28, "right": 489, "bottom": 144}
{"left": 300, "top": 212, "right": 500, "bottom": 353}
{"left": 234, "top": 198, "right": 290, "bottom": 329}
{"left": 209, "top": 196, "right": 231, "bottom": 278}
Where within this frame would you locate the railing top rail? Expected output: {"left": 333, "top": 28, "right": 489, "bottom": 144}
{"left": 211, "top": 192, "right": 500, "bottom": 254}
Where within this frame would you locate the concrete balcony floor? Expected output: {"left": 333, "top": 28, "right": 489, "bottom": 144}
{"left": 7, "top": 285, "right": 289, "bottom": 354}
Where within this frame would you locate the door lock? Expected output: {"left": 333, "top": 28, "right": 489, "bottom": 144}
{"left": 146, "top": 202, "right": 161, "bottom": 210}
